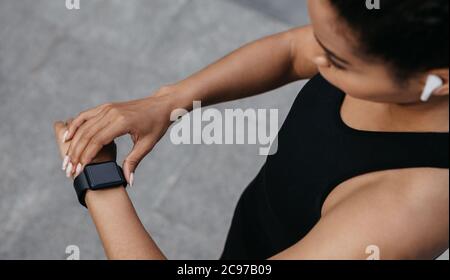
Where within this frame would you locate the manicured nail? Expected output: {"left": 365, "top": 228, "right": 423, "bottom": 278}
{"left": 75, "top": 163, "right": 83, "bottom": 177}
{"left": 66, "top": 163, "right": 73, "bottom": 178}
{"left": 62, "top": 130, "right": 69, "bottom": 143}
{"left": 62, "top": 155, "right": 70, "bottom": 170}
{"left": 130, "top": 172, "right": 134, "bottom": 187}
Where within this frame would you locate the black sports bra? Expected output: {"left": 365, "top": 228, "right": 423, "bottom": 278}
{"left": 221, "top": 74, "right": 449, "bottom": 259}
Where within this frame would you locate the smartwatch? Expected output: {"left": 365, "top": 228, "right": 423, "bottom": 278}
{"left": 73, "top": 161, "right": 127, "bottom": 208}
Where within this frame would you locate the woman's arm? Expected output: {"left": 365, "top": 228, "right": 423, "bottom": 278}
{"left": 55, "top": 121, "right": 166, "bottom": 260}
{"left": 62, "top": 26, "right": 319, "bottom": 182}
{"left": 85, "top": 188, "right": 166, "bottom": 260}
{"left": 159, "top": 25, "right": 319, "bottom": 110}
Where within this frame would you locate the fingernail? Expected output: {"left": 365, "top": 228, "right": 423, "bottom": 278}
{"left": 66, "top": 163, "right": 73, "bottom": 178}
{"left": 130, "top": 172, "right": 134, "bottom": 187}
{"left": 75, "top": 163, "right": 83, "bottom": 177}
{"left": 62, "top": 155, "right": 70, "bottom": 170}
{"left": 62, "top": 130, "right": 69, "bottom": 143}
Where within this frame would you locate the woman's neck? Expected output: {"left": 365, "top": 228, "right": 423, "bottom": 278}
{"left": 387, "top": 96, "right": 449, "bottom": 133}
{"left": 343, "top": 95, "right": 449, "bottom": 133}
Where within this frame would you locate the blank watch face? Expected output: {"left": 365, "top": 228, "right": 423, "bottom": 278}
{"left": 85, "top": 162, "right": 124, "bottom": 189}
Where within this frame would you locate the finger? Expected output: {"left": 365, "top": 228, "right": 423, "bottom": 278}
{"left": 64, "top": 113, "right": 105, "bottom": 174}
{"left": 65, "top": 113, "right": 109, "bottom": 176}
{"left": 123, "top": 138, "right": 156, "bottom": 186}
{"left": 58, "top": 119, "right": 75, "bottom": 169}
{"left": 54, "top": 121, "right": 68, "bottom": 159}
{"left": 65, "top": 118, "right": 74, "bottom": 127}
{"left": 65, "top": 104, "right": 110, "bottom": 142}
{"left": 62, "top": 118, "right": 75, "bottom": 142}
{"left": 72, "top": 120, "right": 112, "bottom": 177}
{"left": 79, "top": 121, "right": 128, "bottom": 169}
{"left": 54, "top": 121, "right": 66, "bottom": 141}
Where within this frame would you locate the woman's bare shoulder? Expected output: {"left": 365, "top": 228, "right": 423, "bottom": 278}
{"left": 273, "top": 167, "right": 448, "bottom": 260}
{"left": 351, "top": 167, "right": 448, "bottom": 259}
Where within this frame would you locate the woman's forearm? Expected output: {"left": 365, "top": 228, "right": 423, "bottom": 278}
{"left": 85, "top": 187, "right": 166, "bottom": 260}
{"left": 61, "top": 26, "right": 318, "bottom": 181}
{"left": 159, "top": 26, "right": 315, "bottom": 111}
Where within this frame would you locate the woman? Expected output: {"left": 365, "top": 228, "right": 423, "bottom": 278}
{"left": 55, "top": 0, "right": 449, "bottom": 259}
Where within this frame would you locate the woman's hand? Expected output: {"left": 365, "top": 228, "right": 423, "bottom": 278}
{"left": 55, "top": 120, "right": 167, "bottom": 260}
{"left": 61, "top": 92, "right": 175, "bottom": 184}
{"left": 54, "top": 120, "right": 117, "bottom": 178}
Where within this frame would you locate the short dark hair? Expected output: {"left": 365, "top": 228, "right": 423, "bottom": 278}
{"left": 329, "top": 0, "right": 449, "bottom": 81}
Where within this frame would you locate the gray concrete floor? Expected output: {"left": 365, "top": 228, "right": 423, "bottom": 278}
{"left": 0, "top": 0, "right": 447, "bottom": 260}
{"left": 231, "top": 0, "right": 309, "bottom": 25}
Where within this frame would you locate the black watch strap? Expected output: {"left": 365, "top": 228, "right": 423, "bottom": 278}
{"left": 73, "top": 162, "right": 127, "bottom": 208}
{"left": 74, "top": 170, "right": 90, "bottom": 208}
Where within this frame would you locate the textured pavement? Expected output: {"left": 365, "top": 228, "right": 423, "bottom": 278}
{"left": 0, "top": 0, "right": 447, "bottom": 260}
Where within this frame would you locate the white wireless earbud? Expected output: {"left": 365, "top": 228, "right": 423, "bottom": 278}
{"left": 420, "top": 74, "right": 443, "bottom": 102}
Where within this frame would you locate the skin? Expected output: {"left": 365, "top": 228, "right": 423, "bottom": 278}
{"left": 55, "top": 121, "right": 165, "bottom": 260}
{"left": 56, "top": 0, "right": 449, "bottom": 259}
